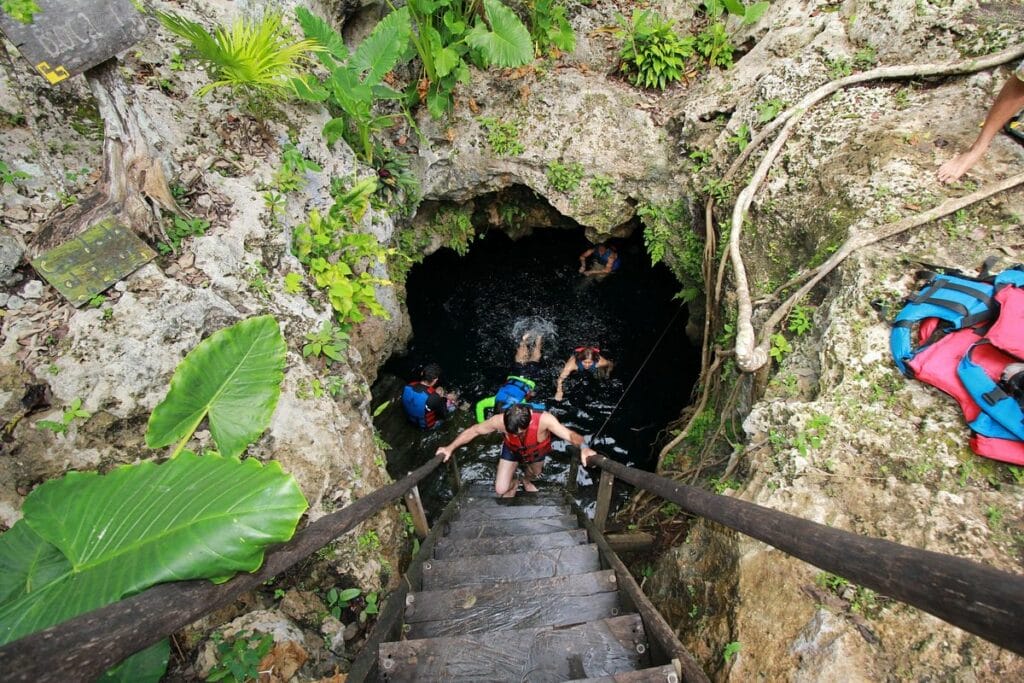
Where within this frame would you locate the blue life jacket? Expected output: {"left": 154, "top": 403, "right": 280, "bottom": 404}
{"left": 402, "top": 382, "right": 441, "bottom": 429}
{"left": 495, "top": 375, "right": 536, "bottom": 410}
{"left": 575, "top": 346, "right": 602, "bottom": 373}
{"left": 595, "top": 247, "right": 620, "bottom": 271}
{"left": 890, "top": 268, "right": 1024, "bottom": 376}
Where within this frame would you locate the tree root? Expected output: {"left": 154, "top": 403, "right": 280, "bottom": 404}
{"left": 30, "top": 58, "right": 179, "bottom": 256}
{"left": 726, "top": 45, "right": 1024, "bottom": 373}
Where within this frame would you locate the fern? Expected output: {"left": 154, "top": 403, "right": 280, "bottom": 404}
{"left": 157, "top": 11, "right": 322, "bottom": 99}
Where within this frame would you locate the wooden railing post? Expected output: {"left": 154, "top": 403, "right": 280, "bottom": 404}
{"left": 566, "top": 455, "right": 579, "bottom": 492}
{"left": 447, "top": 452, "right": 461, "bottom": 492}
{"left": 594, "top": 469, "right": 614, "bottom": 532}
{"left": 403, "top": 485, "right": 429, "bottom": 539}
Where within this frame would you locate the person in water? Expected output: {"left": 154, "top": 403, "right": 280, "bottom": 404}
{"left": 938, "top": 60, "right": 1024, "bottom": 183}
{"left": 579, "top": 242, "right": 620, "bottom": 276}
{"left": 475, "top": 331, "right": 546, "bottom": 422}
{"left": 401, "top": 362, "right": 456, "bottom": 430}
{"left": 437, "top": 403, "right": 597, "bottom": 497}
{"left": 554, "top": 346, "right": 614, "bottom": 401}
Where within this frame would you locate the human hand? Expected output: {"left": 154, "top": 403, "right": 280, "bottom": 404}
{"left": 436, "top": 446, "right": 452, "bottom": 462}
{"left": 554, "top": 389, "right": 563, "bottom": 401}
{"left": 581, "top": 447, "right": 597, "bottom": 466}
{"left": 578, "top": 265, "right": 585, "bottom": 273}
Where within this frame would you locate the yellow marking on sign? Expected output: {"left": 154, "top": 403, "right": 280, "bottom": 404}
{"left": 36, "top": 61, "right": 70, "bottom": 84}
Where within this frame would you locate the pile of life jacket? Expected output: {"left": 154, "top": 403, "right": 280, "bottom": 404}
{"left": 890, "top": 265, "right": 1024, "bottom": 465}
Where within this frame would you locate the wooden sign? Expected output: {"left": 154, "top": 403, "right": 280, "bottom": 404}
{"left": 0, "top": 0, "right": 147, "bottom": 85}
{"left": 31, "top": 219, "right": 156, "bottom": 306}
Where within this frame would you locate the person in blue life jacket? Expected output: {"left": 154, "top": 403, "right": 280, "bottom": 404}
{"left": 579, "top": 242, "right": 620, "bottom": 276}
{"left": 554, "top": 346, "right": 614, "bottom": 401}
{"left": 437, "top": 403, "right": 598, "bottom": 497}
{"left": 401, "top": 363, "right": 457, "bottom": 430}
{"left": 475, "top": 331, "right": 547, "bottom": 422}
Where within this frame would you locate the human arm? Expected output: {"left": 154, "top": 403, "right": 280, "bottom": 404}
{"left": 435, "top": 414, "right": 503, "bottom": 462}
{"left": 426, "top": 391, "right": 448, "bottom": 419}
{"left": 554, "top": 357, "right": 576, "bottom": 401}
{"left": 602, "top": 251, "right": 617, "bottom": 273}
{"left": 578, "top": 248, "right": 594, "bottom": 273}
{"left": 938, "top": 71, "right": 1024, "bottom": 183}
{"left": 538, "top": 412, "right": 598, "bottom": 465}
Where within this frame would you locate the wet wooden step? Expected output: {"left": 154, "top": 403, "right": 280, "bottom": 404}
{"left": 422, "top": 543, "right": 600, "bottom": 590}
{"left": 454, "top": 503, "right": 572, "bottom": 521}
{"left": 405, "top": 569, "right": 620, "bottom": 638}
{"left": 462, "top": 483, "right": 565, "bottom": 503}
{"left": 568, "top": 664, "right": 681, "bottom": 682}
{"left": 379, "top": 614, "right": 649, "bottom": 682}
{"left": 444, "top": 514, "right": 579, "bottom": 540}
{"left": 434, "top": 528, "right": 588, "bottom": 560}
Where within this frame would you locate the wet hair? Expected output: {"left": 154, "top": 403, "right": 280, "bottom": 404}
{"left": 422, "top": 363, "right": 442, "bottom": 382}
{"left": 503, "top": 403, "right": 532, "bottom": 433}
{"left": 574, "top": 347, "right": 601, "bottom": 363}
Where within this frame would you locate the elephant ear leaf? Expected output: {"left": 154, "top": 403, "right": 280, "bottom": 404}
{"left": 466, "top": 0, "right": 532, "bottom": 68}
{"left": 146, "top": 315, "right": 286, "bottom": 458}
{"left": 0, "top": 452, "right": 308, "bottom": 647}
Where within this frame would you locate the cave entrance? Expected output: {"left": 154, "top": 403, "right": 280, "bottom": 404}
{"left": 372, "top": 222, "right": 699, "bottom": 515}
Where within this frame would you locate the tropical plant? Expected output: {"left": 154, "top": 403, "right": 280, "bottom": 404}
{"left": 478, "top": 116, "right": 525, "bottom": 156}
{"left": 292, "top": 178, "right": 395, "bottom": 328}
{"left": 158, "top": 215, "right": 211, "bottom": 255}
{"left": 1, "top": 0, "right": 38, "bottom": 24}
{"left": 303, "top": 321, "right": 349, "bottom": 363}
{"left": 146, "top": 316, "right": 287, "bottom": 458}
{"left": 528, "top": 0, "right": 575, "bottom": 56}
{"left": 35, "top": 398, "right": 90, "bottom": 435}
{"left": 208, "top": 630, "right": 274, "bottom": 683}
{"left": 294, "top": 7, "right": 410, "bottom": 163}
{"left": 373, "top": 148, "right": 421, "bottom": 216}
{"left": 155, "top": 10, "right": 321, "bottom": 101}
{"left": 405, "top": 0, "right": 533, "bottom": 118}
{"left": 546, "top": 160, "right": 584, "bottom": 193}
{"left": 325, "top": 587, "right": 362, "bottom": 619}
{"left": 615, "top": 10, "right": 693, "bottom": 90}
{"left": 1, "top": 316, "right": 305, "bottom": 681}
{"left": 273, "top": 143, "right": 321, "bottom": 193}
{"left": 695, "top": 22, "right": 733, "bottom": 68}
{"left": 0, "top": 159, "right": 29, "bottom": 187}
{"left": 638, "top": 200, "right": 703, "bottom": 302}
{"left": 701, "top": 0, "right": 769, "bottom": 25}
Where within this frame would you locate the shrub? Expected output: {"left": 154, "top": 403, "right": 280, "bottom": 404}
{"left": 615, "top": 10, "right": 693, "bottom": 90}
{"left": 546, "top": 160, "right": 584, "bottom": 193}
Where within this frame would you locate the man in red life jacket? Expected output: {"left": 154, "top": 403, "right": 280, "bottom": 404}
{"left": 436, "top": 403, "right": 597, "bottom": 497}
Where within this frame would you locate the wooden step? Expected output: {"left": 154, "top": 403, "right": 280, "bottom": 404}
{"left": 405, "top": 570, "right": 620, "bottom": 638}
{"left": 462, "top": 483, "right": 565, "bottom": 502}
{"left": 434, "top": 528, "right": 588, "bottom": 560}
{"left": 568, "top": 663, "right": 681, "bottom": 682}
{"left": 422, "top": 544, "right": 600, "bottom": 590}
{"left": 379, "top": 614, "right": 649, "bottom": 682}
{"left": 444, "top": 515, "right": 579, "bottom": 540}
{"left": 454, "top": 503, "right": 571, "bottom": 521}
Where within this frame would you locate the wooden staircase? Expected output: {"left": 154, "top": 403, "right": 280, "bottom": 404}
{"left": 374, "top": 483, "right": 688, "bottom": 682}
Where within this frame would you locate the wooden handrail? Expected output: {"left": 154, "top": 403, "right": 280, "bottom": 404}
{"left": 0, "top": 454, "right": 447, "bottom": 682}
{"left": 587, "top": 453, "right": 1024, "bottom": 656}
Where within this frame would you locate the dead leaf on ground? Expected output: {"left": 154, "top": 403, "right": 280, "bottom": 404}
{"left": 257, "top": 640, "right": 308, "bottom": 683}
{"left": 468, "top": 98, "right": 480, "bottom": 115}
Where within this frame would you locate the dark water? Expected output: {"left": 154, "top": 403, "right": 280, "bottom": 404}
{"left": 371, "top": 227, "right": 698, "bottom": 518}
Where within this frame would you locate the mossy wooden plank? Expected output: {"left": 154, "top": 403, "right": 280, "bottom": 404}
{"left": 405, "top": 570, "right": 620, "bottom": 638}
{"left": 443, "top": 515, "right": 579, "bottom": 540}
{"left": 379, "top": 614, "right": 648, "bottom": 682}
{"left": 31, "top": 219, "right": 155, "bottom": 306}
{"left": 422, "top": 544, "right": 599, "bottom": 590}
{"left": 434, "top": 529, "right": 588, "bottom": 560}
{"left": 0, "top": 0, "right": 147, "bottom": 84}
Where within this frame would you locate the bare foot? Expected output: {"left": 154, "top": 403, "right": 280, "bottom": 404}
{"left": 522, "top": 479, "right": 539, "bottom": 493}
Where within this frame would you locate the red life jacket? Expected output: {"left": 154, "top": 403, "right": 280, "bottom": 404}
{"left": 503, "top": 411, "right": 552, "bottom": 463}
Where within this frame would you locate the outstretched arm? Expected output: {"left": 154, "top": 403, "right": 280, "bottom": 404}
{"left": 554, "top": 357, "right": 576, "bottom": 401}
{"left": 436, "top": 414, "right": 503, "bottom": 462}
{"left": 938, "top": 71, "right": 1024, "bottom": 183}
{"left": 540, "top": 412, "right": 599, "bottom": 465}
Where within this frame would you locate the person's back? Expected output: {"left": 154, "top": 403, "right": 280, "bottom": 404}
{"left": 401, "top": 363, "right": 449, "bottom": 429}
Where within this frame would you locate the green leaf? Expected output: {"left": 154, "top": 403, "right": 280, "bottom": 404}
{"left": 146, "top": 316, "right": 286, "bottom": 458}
{"left": 721, "top": 0, "right": 745, "bottom": 16}
{"left": 0, "top": 521, "right": 70, "bottom": 605}
{"left": 0, "top": 452, "right": 307, "bottom": 646}
{"left": 744, "top": 1, "right": 770, "bottom": 24}
{"left": 98, "top": 639, "right": 171, "bottom": 683}
{"left": 434, "top": 46, "right": 460, "bottom": 78}
{"left": 350, "top": 7, "right": 411, "bottom": 86}
{"left": 296, "top": 7, "right": 349, "bottom": 62}
{"left": 372, "top": 400, "right": 391, "bottom": 417}
{"left": 338, "top": 588, "right": 361, "bottom": 603}
{"left": 466, "top": 0, "right": 533, "bottom": 68}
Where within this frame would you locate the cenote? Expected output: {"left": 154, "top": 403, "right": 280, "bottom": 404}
{"left": 372, "top": 225, "right": 698, "bottom": 518}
